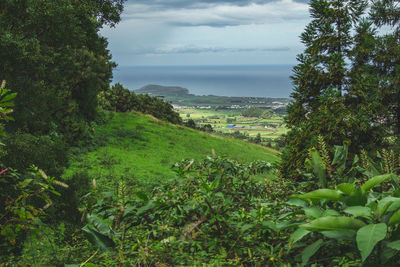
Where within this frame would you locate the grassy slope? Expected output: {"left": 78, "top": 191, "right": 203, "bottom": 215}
{"left": 63, "top": 112, "right": 280, "bottom": 188}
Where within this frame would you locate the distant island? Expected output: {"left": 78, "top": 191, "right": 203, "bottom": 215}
{"left": 135, "top": 84, "right": 290, "bottom": 113}
{"left": 136, "top": 84, "right": 193, "bottom": 97}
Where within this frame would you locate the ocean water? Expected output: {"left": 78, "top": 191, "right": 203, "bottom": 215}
{"left": 112, "top": 65, "right": 294, "bottom": 98}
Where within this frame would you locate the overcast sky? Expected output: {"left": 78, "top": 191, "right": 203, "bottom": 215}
{"left": 100, "top": 0, "right": 311, "bottom": 66}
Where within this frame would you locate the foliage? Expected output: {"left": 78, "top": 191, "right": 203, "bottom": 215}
{"left": 0, "top": 81, "right": 16, "bottom": 137}
{"left": 288, "top": 172, "right": 400, "bottom": 265}
{"left": 63, "top": 112, "right": 280, "bottom": 186}
{"left": 241, "top": 107, "right": 274, "bottom": 119}
{"left": 99, "top": 83, "right": 182, "bottom": 124}
{"left": 74, "top": 157, "right": 281, "bottom": 265}
{"left": 0, "top": 0, "right": 125, "bottom": 143}
{"left": 3, "top": 132, "right": 68, "bottom": 177}
{"left": 0, "top": 167, "right": 65, "bottom": 258}
{"left": 280, "top": 0, "right": 388, "bottom": 180}
{"left": 241, "top": 107, "right": 264, "bottom": 117}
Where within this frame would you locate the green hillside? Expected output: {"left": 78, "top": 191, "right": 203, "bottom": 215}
{"left": 63, "top": 112, "right": 279, "bottom": 189}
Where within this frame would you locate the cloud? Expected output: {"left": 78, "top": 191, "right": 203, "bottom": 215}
{"left": 134, "top": 45, "right": 290, "bottom": 54}
{"left": 123, "top": 0, "right": 309, "bottom": 27}
{"left": 126, "top": 0, "right": 309, "bottom": 10}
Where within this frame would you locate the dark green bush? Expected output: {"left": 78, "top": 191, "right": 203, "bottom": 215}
{"left": 4, "top": 132, "right": 68, "bottom": 177}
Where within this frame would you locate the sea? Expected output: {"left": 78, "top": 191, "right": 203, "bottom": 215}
{"left": 112, "top": 65, "right": 294, "bottom": 98}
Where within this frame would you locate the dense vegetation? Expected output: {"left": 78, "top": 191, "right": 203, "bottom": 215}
{"left": 99, "top": 83, "right": 182, "bottom": 124}
{"left": 3, "top": 0, "right": 400, "bottom": 266}
{"left": 280, "top": 0, "right": 400, "bottom": 180}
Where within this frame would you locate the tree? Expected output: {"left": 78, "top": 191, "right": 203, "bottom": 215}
{"left": 0, "top": 0, "right": 125, "bottom": 142}
{"left": 254, "top": 133, "right": 261, "bottom": 144}
{"left": 280, "top": 0, "right": 368, "bottom": 179}
{"left": 241, "top": 107, "right": 263, "bottom": 117}
{"left": 345, "top": 20, "right": 387, "bottom": 151}
{"left": 371, "top": 0, "right": 400, "bottom": 137}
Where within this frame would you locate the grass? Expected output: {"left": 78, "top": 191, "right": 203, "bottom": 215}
{"left": 63, "top": 112, "right": 280, "bottom": 190}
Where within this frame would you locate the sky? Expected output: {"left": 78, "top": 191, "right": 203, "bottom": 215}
{"left": 100, "top": 0, "right": 311, "bottom": 66}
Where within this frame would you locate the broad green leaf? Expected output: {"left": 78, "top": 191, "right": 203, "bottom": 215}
{"left": 87, "top": 214, "right": 119, "bottom": 237}
{"left": 304, "top": 207, "right": 322, "bottom": 219}
{"left": 361, "top": 174, "right": 393, "bottom": 194}
{"left": 286, "top": 198, "right": 308, "bottom": 208}
{"left": 388, "top": 209, "right": 400, "bottom": 225}
{"left": 332, "top": 141, "right": 349, "bottom": 175}
{"left": 321, "top": 229, "right": 356, "bottom": 240}
{"left": 240, "top": 224, "right": 254, "bottom": 233}
{"left": 391, "top": 175, "right": 400, "bottom": 190}
{"left": 136, "top": 200, "right": 155, "bottom": 215}
{"left": 322, "top": 209, "right": 340, "bottom": 216}
{"left": 301, "top": 216, "right": 366, "bottom": 231}
{"left": 356, "top": 223, "right": 387, "bottom": 262}
{"left": 344, "top": 206, "right": 372, "bottom": 218}
{"left": 387, "top": 199, "right": 400, "bottom": 212}
{"left": 337, "top": 183, "right": 356, "bottom": 195}
{"left": 0, "top": 92, "right": 17, "bottom": 103}
{"left": 292, "top": 189, "right": 343, "bottom": 201}
{"left": 377, "top": 197, "right": 400, "bottom": 217}
{"left": 387, "top": 240, "right": 400, "bottom": 250}
{"left": 382, "top": 245, "right": 398, "bottom": 264}
{"left": 301, "top": 239, "right": 323, "bottom": 266}
{"left": 310, "top": 148, "right": 327, "bottom": 188}
{"left": 289, "top": 228, "right": 310, "bottom": 246}
{"left": 275, "top": 221, "right": 303, "bottom": 230}
{"left": 343, "top": 189, "right": 366, "bottom": 206}
{"left": 82, "top": 225, "right": 115, "bottom": 252}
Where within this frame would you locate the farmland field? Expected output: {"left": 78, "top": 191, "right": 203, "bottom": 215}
{"left": 177, "top": 107, "right": 288, "bottom": 139}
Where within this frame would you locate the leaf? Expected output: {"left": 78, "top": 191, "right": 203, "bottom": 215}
{"left": 388, "top": 209, "right": 400, "bottom": 225}
{"left": 136, "top": 200, "right": 155, "bottom": 216}
{"left": 322, "top": 209, "right": 340, "bottom": 216}
{"left": 332, "top": 141, "right": 349, "bottom": 175}
{"left": 387, "top": 240, "right": 400, "bottom": 250}
{"left": 292, "top": 189, "right": 343, "bottom": 201}
{"left": 356, "top": 223, "right": 387, "bottom": 262}
{"left": 387, "top": 199, "right": 400, "bottom": 212}
{"left": 382, "top": 244, "right": 398, "bottom": 264}
{"left": 391, "top": 175, "right": 400, "bottom": 190}
{"left": 289, "top": 228, "right": 310, "bottom": 246}
{"left": 0, "top": 92, "right": 17, "bottom": 103}
{"left": 321, "top": 230, "right": 356, "bottom": 240}
{"left": 310, "top": 148, "right": 327, "bottom": 188}
{"left": 301, "top": 239, "right": 323, "bottom": 266}
{"left": 377, "top": 197, "right": 400, "bottom": 217}
{"left": 344, "top": 206, "right": 372, "bottom": 218}
{"left": 301, "top": 216, "right": 366, "bottom": 231}
{"left": 337, "top": 183, "right": 356, "bottom": 195}
{"left": 82, "top": 225, "right": 115, "bottom": 252}
{"left": 361, "top": 174, "right": 394, "bottom": 194}
{"left": 304, "top": 207, "right": 322, "bottom": 219}
{"left": 286, "top": 198, "right": 308, "bottom": 208}
{"left": 87, "top": 214, "right": 118, "bottom": 237}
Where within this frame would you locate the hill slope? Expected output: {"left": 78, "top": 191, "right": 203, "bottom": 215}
{"left": 63, "top": 112, "right": 279, "bottom": 188}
